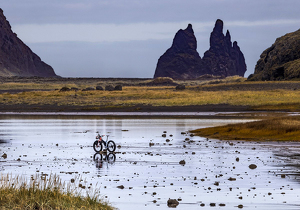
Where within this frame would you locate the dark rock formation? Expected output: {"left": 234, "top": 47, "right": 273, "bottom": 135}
{"left": 105, "top": 85, "right": 114, "bottom": 91}
{"left": 96, "top": 86, "right": 104, "bottom": 90}
{"left": 154, "top": 20, "right": 247, "bottom": 79}
{"left": 248, "top": 28, "right": 300, "bottom": 81}
{"left": 0, "top": 9, "right": 56, "bottom": 77}
{"left": 114, "top": 85, "right": 122, "bottom": 91}
{"left": 153, "top": 24, "right": 205, "bottom": 79}
{"left": 203, "top": 19, "right": 247, "bottom": 77}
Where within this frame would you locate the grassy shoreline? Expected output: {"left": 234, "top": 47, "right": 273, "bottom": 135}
{"left": 0, "top": 174, "right": 114, "bottom": 210}
{"left": 191, "top": 115, "right": 300, "bottom": 141}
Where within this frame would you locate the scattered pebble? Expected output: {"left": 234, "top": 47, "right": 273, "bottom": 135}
{"left": 167, "top": 199, "right": 179, "bottom": 208}
{"left": 249, "top": 164, "right": 257, "bottom": 169}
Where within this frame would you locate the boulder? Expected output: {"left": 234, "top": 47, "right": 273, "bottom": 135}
{"left": 248, "top": 28, "right": 300, "bottom": 81}
{"left": 60, "top": 87, "right": 70, "bottom": 92}
{"left": 114, "top": 85, "right": 122, "bottom": 91}
{"left": 0, "top": 9, "right": 56, "bottom": 77}
{"left": 105, "top": 85, "right": 114, "bottom": 91}
{"left": 96, "top": 86, "right": 104, "bottom": 90}
{"left": 70, "top": 87, "right": 79, "bottom": 91}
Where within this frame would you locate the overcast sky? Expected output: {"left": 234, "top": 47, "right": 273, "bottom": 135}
{"left": 1, "top": 0, "right": 300, "bottom": 78}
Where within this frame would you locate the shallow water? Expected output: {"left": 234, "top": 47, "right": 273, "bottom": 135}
{"left": 0, "top": 114, "right": 300, "bottom": 210}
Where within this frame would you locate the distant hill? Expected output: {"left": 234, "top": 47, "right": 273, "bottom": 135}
{"left": 0, "top": 8, "right": 56, "bottom": 77}
{"left": 154, "top": 19, "right": 247, "bottom": 79}
{"left": 248, "top": 28, "right": 300, "bottom": 81}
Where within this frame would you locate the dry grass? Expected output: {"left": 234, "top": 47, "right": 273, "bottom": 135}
{"left": 0, "top": 173, "right": 114, "bottom": 210}
{"left": 0, "top": 79, "right": 299, "bottom": 111}
{"left": 191, "top": 116, "right": 300, "bottom": 141}
{"left": 0, "top": 87, "right": 299, "bottom": 110}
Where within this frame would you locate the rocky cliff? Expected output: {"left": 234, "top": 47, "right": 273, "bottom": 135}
{"left": 248, "top": 28, "right": 300, "bottom": 81}
{"left": 153, "top": 24, "right": 206, "bottom": 79}
{"left": 0, "top": 9, "right": 56, "bottom": 77}
{"left": 154, "top": 19, "right": 246, "bottom": 79}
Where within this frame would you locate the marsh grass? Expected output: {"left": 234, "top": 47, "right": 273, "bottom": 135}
{"left": 191, "top": 116, "right": 300, "bottom": 141}
{"left": 0, "top": 173, "right": 113, "bottom": 210}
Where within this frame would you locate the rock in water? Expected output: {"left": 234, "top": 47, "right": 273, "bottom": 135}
{"left": 154, "top": 20, "right": 247, "bottom": 79}
{"left": 203, "top": 19, "right": 247, "bottom": 77}
{"left": 249, "top": 28, "right": 300, "bottom": 81}
{"left": 154, "top": 24, "right": 205, "bottom": 79}
{"left": 0, "top": 9, "right": 56, "bottom": 77}
{"left": 167, "top": 199, "right": 179, "bottom": 208}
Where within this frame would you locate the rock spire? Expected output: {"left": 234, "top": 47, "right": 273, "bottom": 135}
{"left": 154, "top": 19, "right": 247, "bottom": 79}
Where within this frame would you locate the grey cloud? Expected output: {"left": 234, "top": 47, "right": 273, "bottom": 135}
{"left": 2, "top": 0, "right": 300, "bottom": 25}
{"left": 1, "top": 0, "right": 300, "bottom": 78}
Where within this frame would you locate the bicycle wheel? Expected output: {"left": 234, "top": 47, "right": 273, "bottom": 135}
{"left": 93, "top": 153, "right": 103, "bottom": 161}
{"left": 107, "top": 140, "right": 116, "bottom": 152}
{"left": 107, "top": 153, "right": 116, "bottom": 163}
{"left": 93, "top": 140, "right": 103, "bottom": 152}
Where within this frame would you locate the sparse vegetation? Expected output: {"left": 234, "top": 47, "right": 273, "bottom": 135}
{"left": 0, "top": 173, "right": 114, "bottom": 210}
{"left": 191, "top": 116, "right": 300, "bottom": 141}
{"left": 0, "top": 77, "right": 299, "bottom": 111}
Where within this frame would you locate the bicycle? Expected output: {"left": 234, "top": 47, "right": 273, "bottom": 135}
{"left": 93, "top": 134, "right": 116, "bottom": 152}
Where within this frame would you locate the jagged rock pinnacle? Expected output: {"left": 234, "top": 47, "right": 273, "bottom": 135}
{"left": 154, "top": 19, "right": 247, "bottom": 79}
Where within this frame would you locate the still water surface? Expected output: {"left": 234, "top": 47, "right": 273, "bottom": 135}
{"left": 0, "top": 114, "right": 300, "bottom": 210}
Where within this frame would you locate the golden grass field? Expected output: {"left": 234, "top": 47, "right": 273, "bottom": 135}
{"left": 0, "top": 76, "right": 299, "bottom": 111}
{"left": 191, "top": 115, "right": 300, "bottom": 141}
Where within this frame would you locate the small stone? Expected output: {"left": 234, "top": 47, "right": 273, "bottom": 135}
{"left": 249, "top": 164, "right": 257, "bottom": 169}
{"left": 167, "top": 199, "right": 179, "bottom": 208}
{"left": 179, "top": 160, "right": 186, "bottom": 165}
{"left": 117, "top": 185, "right": 125, "bottom": 189}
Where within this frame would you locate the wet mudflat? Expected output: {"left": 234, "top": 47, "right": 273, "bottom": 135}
{"left": 0, "top": 114, "right": 300, "bottom": 210}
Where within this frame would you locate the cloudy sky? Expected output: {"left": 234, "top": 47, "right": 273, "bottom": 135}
{"left": 1, "top": 0, "right": 300, "bottom": 78}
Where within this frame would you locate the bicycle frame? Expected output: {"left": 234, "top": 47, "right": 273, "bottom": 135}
{"left": 96, "top": 134, "right": 109, "bottom": 147}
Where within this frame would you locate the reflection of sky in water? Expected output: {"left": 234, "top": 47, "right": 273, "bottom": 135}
{"left": 0, "top": 115, "right": 300, "bottom": 210}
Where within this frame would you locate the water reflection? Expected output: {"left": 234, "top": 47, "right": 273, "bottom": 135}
{"left": 93, "top": 152, "right": 116, "bottom": 169}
